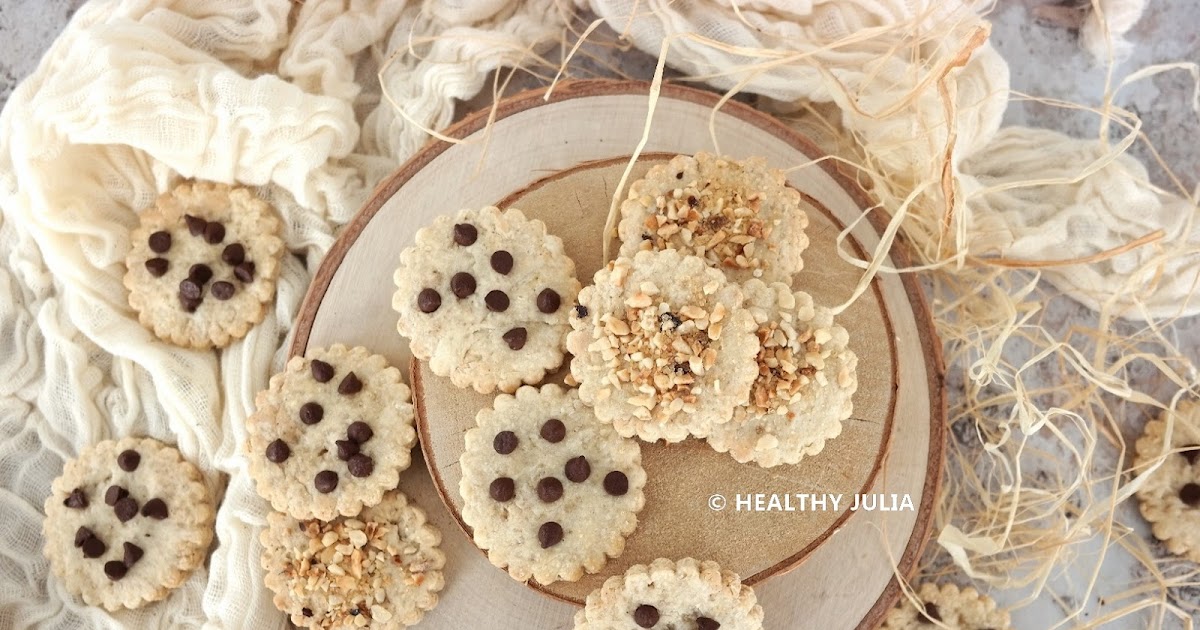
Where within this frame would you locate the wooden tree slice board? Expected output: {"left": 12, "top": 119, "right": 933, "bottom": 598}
{"left": 291, "top": 80, "right": 945, "bottom": 629}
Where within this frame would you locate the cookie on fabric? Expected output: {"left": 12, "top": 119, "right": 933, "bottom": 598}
{"left": 1134, "top": 399, "right": 1200, "bottom": 562}
{"left": 617, "top": 152, "right": 810, "bottom": 284}
{"left": 459, "top": 384, "right": 646, "bottom": 584}
{"left": 124, "top": 181, "right": 285, "bottom": 349}
{"left": 573, "top": 557, "right": 764, "bottom": 630}
{"left": 260, "top": 490, "right": 446, "bottom": 629}
{"left": 705, "top": 280, "right": 858, "bottom": 467}
{"left": 879, "top": 582, "right": 1011, "bottom": 629}
{"left": 42, "top": 437, "right": 214, "bottom": 611}
{"left": 246, "top": 344, "right": 417, "bottom": 520}
{"left": 567, "top": 250, "right": 758, "bottom": 443}
{"left": 392, "top": 206, "right": 581, "bottom": 394}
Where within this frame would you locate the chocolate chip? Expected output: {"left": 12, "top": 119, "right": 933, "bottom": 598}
{"left": 493, "top": 431, "right": 518, "bottom": 455}
{"left": 418, "top": 288, "right": 442, "bottom": 313}
{"left": 347, "top": 454, "right": 374, "bottom": 477}
{"left": 537, "top": 288, "right": 561, "bottom": 313}
{"left": 266, "top": 439, "right": 290, "bottom": 463}
{"left": 502, "top": 327, "right": 527, "bottom": 350}
{"left": 338, "top": 372, "right": 363, "bottom": 395}
{"left": 450, "top": 272, "right": 477, "bottom": 299}
{"left": 314, "top": 470, "right": 338, "bottom": 493}
{"left": 922, "top": 603, "right": 942, "bottom": 622}
{"left": 114, "top": 496, "right": 139, "bottom": 522}
{"left": 82, "top": 536, "right": 107, "bottom": 559}
{"left": 221, "top": 243, "right": 245, "bottom": 265}
{"left": 64, "top": 488, "right": 88, "bottom": 509}
{"left": 104, "top": 561, "right": 127, "bottom": 581}
{"left": 485, "top": 290, "right": 509, "bottom": 312}
{"left": 210, "top": 281, "right": 235, "bottom": 300}
{"left": 74, "top": 526, "right": 93, "bottom": 548}
{"left": 453, "top": 223, "right": 478, "bottom": 246}
{"left": 123, "top": 542, "right": 144, "bottom": 566}
{"left": 148, "top": 231, "right": 172, "bottom": 253}
{"left": 537, "top": 522, "right": 563, "bottom": 548}
{"left": 105, "top": 485, "right": 127, "bottom": 506}
{"left": 310, "top": 359, "right": 334, "bottom": 382}
{"left": 145, "top": 258, "right": 169, "bottom": 277}
{"left": 350, "top": 609, "right": 360, "bottom": 616}
{"left": 141, "top": 498, "right": 169, "bottom": 519}
{"left": 203, "top": 221, "right": 225, "bottom": 244}
{"left": 347, "top": 421, "right": 373, "bottom": 443}
{"left": 1182, "top": 445, "right": 1200, "bottom": 465}
{"left": 697, "top": 616, "right": 720, "bottom": 630}
{"left": 603, "top": 471, "right": 629, "bottom": 496}
{"left": 184, "top": 215, "right": 207, "bottom": 236}
{"left": 674, "top": 362, "right": 692, "bottom": 375}
{"left": 675, "top": 171, "right": 684, "bottom": 179}
{"left": 490, "top": 250, "right": 513, "bottom": 274}
{"left": 660, "top": 312, "right": 682, "bottom": 330}
{"left": 634, "top": 605, "right": 660, "bottom": 628}
{"left": 179, "top": 294, "right": 202, "bottom": 313}
{"left": 234, "top": 261, "right": 256, "bottom": 282}
{"left": 489, "top": 477, "right": 515, "bottom": 502}
{"left": 540, "top": 419, "right": 566, "bottom": 443}
{"left": 302, "top": 608, "right": 313, "bottom": 617}
{"left": 687, "top": 195, "right": 698, "bottom": 208}
{"left": 179, "top": 278, "right": 203, "bottom": 300}
{"left": 187, "top": 264, "right": 212, "bottom": 285}
{"left": 299, "top": 401, "right": 324, "bottom": 425}
{"left": 565, "top": 456, "right": 591, "bottom": 483}
{"left": 334, "top": 440, "right": 359, "bottom": 461}
{"left": 574, "top": 304, "right": 588, "bottom": 318}
{"left": 537, "top": 477, "right": 563, "bottom": 503}
{"left": 117, "top": 449, "right": 140, "bottom": 472}
{"left": 1180, "top": 483, "right": 1200, "bottom": 506}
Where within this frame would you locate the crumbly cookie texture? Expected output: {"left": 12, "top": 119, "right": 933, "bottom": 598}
{"left": 124, "top": 180, "right": 284, "bottom": 349}
{"left": 260, "top": 490, "right": 446, "bottom": 629}
{"left": 42, "top": 437, "right": 214, "bottom": 611}
{"left": 573, "top": 557, "right": 764, "bottom": 630}
{"left": 1134, "top": 399, "right": 1200, "bottom": 562}
{"left": 460, "top": 384, "right": 646, "bottom": 584}
{"left": 880, "top": 583, "right": 1011, "bottom": 630}
{"left": 617, "top": 152, "right": 810, "bottom": 284}
{"left": 246, "top": 345, "right": 417, "bottom": 520}
{"left": 568, "top": 250, "right": 758, "bottom": 442}
{"left": 705, "top": 280, "right": 858, "bottom": 467}
{"left": 392, "top": 206, "right": 581, "bottom": 394}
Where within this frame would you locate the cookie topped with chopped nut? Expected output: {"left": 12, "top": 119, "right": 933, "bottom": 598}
{"left": 567, "top": 250, "right": 758, "bottom": 443}
{"left": 617, "top": 153, "right": 809, "bottom": 284}
{"left": 260, "top": 490, "right": 446, "bottom": 629}
{"left": 706, "top": 280, "right": 857, "bottom": 467}
{"left": 393, "top": 206, "right": 581, "bottom": 394}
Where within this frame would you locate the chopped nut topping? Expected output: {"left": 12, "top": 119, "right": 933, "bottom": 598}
{"left": 637, "top": 180, "right": 774, "bottom": 274}
{"left": 747, "top": 312, "right": 837, "bottom": 419}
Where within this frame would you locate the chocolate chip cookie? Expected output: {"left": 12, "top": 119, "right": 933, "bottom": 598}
{"left": 392, "top": 206, "right": 581, "bottom": 394}
{"left": 124, "top": 181, "right": 285, "bottom": 348}
{"left": 879, "top": 582, "right": 1011, "bottom": 629}
{"left": 1134, "top": 399, "right": 1200, "bottom": 562}
{"left": 246, "top": 345, "right": 417, "bottom": 520}
{"left": 42, "top": 437, "right": 214, "bottom": 610}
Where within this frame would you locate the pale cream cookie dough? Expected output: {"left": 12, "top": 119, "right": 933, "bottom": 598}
{"left": 460, "top": 384, "right": 646, "bottom": 584}
{"left": 879, "top": 582, "right": 1011, "bottom": 629}
{"left": 573, "top": 558, "right": 764, "bottom": 630}
{"left": 1134, "top": 399, "right": 1200, "bottom": 562}
{"left": 392, "top": 206, "right": 581, "bottom": 394}
{"left": 706, "top": 280, "right": 858, "bottom": 467}
{"left": 260, "top": 490, "right": 446, "bottom": 629}
{"left": 567, "top": 250, "right": 758, "bottom": 443}
{"left": 42, "top": 437, "right": 214, "bottom": 611}
{"left": 124, "top": 180, "right": 284, "bottom": 349}
{"left": 617, "top": 152, "right": 810, "bottom": 284}
{"left": 246, "top": 345, "right": 417, "bottom": 520}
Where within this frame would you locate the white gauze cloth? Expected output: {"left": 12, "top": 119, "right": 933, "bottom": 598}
{"left": 0, "top": 0, "right": 561, "bottom": 628}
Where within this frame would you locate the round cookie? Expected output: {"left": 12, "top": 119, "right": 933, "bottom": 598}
{"left": 617, "top": 152, "right": 810, "bottom": 284}
{"left": 392, "top": 206, "right": 581, "bottom": 394}
{"left": 573, "top": 557, "right": 764, "bottom": 630}
{"left": 124, "top": 180, "right": 285, "bottom": 348}
{"left": 42, "top": 437, "right": 214, "bottom": 611}
{"left": 260, "top": 490, "right": 446, "bottom": 629}
{"left": 879, "top": 582, "right": 1011, "bottom": 630}
{"left": 1134, "top": 399, "right": 1200, "bottom": 562}
{"left": 246, "top": 345, "right": 417, "bottom": 520}
{"left": 567, "top": 249, "right": 758, "bottom": 443}
{"left": 460, "top": 384, "right": 646, "bottom": 584}
{"left": 705, "top": 280, "right": 858, "bottom": 467}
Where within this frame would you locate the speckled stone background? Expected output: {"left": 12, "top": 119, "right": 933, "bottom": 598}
{"left": 2, "top": 0, "right": 1198, "bottom": 627}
